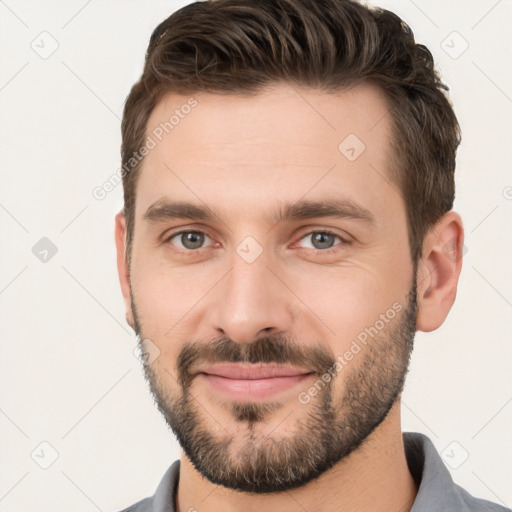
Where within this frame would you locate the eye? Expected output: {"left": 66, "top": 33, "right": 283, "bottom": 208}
{"left": 165, "top": 230, "right": 213, "bottom": 252}
{"left": 164, "top": 229, "right": 350, "bottom": 256}
{"left": 295, "top": 230, "right": 349, "bottom": 252}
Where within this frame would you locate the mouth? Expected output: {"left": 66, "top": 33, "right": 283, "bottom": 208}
{"left": 194, "top": 363, "right": 315, "bottom": 400}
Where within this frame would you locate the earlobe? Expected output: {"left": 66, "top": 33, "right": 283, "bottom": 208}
{"left": 126, "top": 311, "right": 134, "bottom": 329}
{"left": 416, "top": 211, "right": 465, "bottom": 333}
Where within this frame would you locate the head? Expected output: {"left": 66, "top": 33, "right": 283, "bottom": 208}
{"left": 115, "top": 0, "right": 464, "bottom": 494}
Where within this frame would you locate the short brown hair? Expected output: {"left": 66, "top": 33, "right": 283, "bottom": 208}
{"left": 121, "top": 0, "right": 461, "bottom": 267}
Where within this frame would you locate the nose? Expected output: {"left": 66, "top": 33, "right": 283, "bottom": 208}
{"left": 208, "top": 249, "right": 295, "bottom": 344}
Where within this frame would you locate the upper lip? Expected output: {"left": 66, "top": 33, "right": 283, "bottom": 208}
{"left": 196, "top": 363, "right": 312, "bottom": 380}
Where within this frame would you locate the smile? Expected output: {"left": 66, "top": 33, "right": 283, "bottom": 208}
{"left": 195, "top": 363, "right": 314, "bottom": 400}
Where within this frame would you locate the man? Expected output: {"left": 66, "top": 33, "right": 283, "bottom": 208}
{"left": 114, "top": 0, "right": 508, "bottom": 511}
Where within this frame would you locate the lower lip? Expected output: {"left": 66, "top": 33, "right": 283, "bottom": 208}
{"left": 199, "top": 373, "right": 314, "bottom": 400}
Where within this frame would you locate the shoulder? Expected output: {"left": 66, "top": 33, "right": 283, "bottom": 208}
{"left": 115, "top": 497, "right": 152, "bottom": 512}
{"left": 113, "top": 460, "right": 181, "bottom": 512}
{"left": 403, "top": 432, "right": 510, "bottom": 512}
{"left": 455, "top": 484, "right": 510, "bottom": 512}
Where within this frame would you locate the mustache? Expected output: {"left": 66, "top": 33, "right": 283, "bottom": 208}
{"left": 177, "top": 335, "right": 336, "bottom": 389}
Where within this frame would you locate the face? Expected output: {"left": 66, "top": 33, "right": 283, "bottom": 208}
{"left": 123, "top": 82, "right": 418, "bottom": 493}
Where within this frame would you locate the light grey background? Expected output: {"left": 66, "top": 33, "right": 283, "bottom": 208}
{"left": 1, "top": 1, "right": 511, "bottom": 511}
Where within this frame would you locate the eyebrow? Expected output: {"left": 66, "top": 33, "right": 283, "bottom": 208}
{"left": 144, "top": 197, "right": 376, "bottom": 226}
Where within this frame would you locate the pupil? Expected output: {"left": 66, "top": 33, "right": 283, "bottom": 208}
{"left": 313, "top": 232, "right": 334, "bottom": 249}
{"left": 183, "top": 232, "right": 204, "bottom": 249}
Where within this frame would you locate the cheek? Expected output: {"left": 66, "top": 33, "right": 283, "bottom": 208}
{"left": 130, "top": 261, "right": 219, "bottom": 351}
{"left": 289, "top": 262, "right": 405, "bottom": 353}
{"left": 129, "top": 259, "right": 179, "bottom": 339}
{"left": 132, "top": 276, "right": 185, "bottom": 381}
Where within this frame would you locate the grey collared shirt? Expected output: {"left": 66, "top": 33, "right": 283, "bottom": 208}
{"left": 118, "top": 432, "right": 510, "bottom": 511}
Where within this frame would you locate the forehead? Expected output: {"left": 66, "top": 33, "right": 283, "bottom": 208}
{"left": 136, "top": 82, "right": 403, "bottom": 226}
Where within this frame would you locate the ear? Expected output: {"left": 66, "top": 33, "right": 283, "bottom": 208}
{"left": 115, "top": 210, "right": 135, "bottom": 330}
{"left": 416, "top": 211, "right": 465, "bottom": 332}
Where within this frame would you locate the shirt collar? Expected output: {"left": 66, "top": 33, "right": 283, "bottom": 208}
{"left": 146, "top": 432, "right": 505, "bottom": 512}
{"left": 404, "top": 432, "right": 506, "bottom": 511}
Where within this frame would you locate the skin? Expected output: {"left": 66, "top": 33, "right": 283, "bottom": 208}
{"left": 115, "top": 82, "right": 464, "bottom": 512}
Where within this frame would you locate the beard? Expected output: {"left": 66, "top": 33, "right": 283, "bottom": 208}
{"left": 130, "top": 274, "right": 418, "bottom": 494}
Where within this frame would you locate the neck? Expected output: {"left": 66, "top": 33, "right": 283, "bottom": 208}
{"left": 176, "top": 401, "right": 417, "bottom": 512}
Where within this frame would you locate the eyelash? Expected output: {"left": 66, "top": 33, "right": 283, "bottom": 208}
{"left": 163, "top": 229, "right": 350, "bottom": 257}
